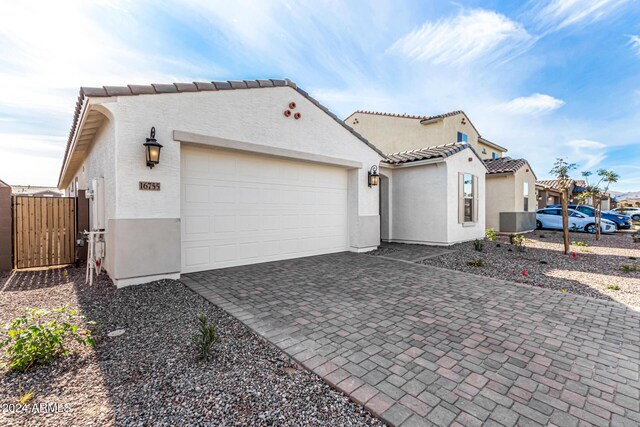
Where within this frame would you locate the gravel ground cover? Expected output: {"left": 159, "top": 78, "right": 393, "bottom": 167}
{"left": 0, "top": 266, "right": 383, "bottom": 427}
{"left": 420, "top": 229, "right": 640, "bottom": 308}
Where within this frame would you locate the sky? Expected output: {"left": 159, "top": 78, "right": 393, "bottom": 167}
{"left": 1, "top": 0, "right": 639, "bottom": 191}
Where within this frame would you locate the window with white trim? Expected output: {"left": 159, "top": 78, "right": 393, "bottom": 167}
{"left": 464, "top": 173, "right": 474, "bottom": 222}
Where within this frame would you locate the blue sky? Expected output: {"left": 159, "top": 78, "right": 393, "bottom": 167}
{"left": 1, "top": 0, "right": 639, "bottom": 190}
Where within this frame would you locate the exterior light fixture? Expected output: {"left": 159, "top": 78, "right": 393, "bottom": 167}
{"left": 143, "top": 127, "right": 163, "bottom": 169}
{"left": 368, "top": 165, "right": 380, "bottom": 187}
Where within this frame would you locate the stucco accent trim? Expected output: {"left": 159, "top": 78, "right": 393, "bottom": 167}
{"left": 174, "top": 130, "right": 363, "bottom": 169}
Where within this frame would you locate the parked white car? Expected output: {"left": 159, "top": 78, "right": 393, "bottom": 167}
{"left": 608, "top": 207, "right": 640, "bottom": 222}
{"left": 536, "top": 208, "right": 617, "bottom": 234}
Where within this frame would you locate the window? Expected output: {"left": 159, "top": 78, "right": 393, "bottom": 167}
{"left": 463, "top": 173, "right": 474, "bottom": 222}
{"left": 523, "top": 182, "right": 529, "bottom": 211}
{"left": 481, "top": 147, "right": 487, "bottom": 154}
{"left": 576, "top": 206, "right": 594, "bottom": 216}
{"left": 492, "top": 152, "right": 498, "bottom": 159}
{"left": 457, "top": 132, "right": 468, "bottom": 143}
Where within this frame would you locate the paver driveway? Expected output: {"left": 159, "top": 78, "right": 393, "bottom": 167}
{"left": 182, "top": 253, "right": 640, "bottom": 427}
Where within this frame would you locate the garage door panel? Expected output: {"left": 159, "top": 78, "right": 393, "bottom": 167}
{"left": 181, "top": 146, "right": 349, "bottom": 273}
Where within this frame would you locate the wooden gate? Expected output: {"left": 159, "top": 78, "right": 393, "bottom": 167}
{"left": 12, "top": 196, "right": 76, "bottom": 269}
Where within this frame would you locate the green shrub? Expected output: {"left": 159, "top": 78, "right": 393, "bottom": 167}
{"left": 473, "top": 239, "right": 484, "bottom": 252}
{"left": 193, "top": 313, "right": 217, "bottom": 362}
{"left": 466, "top": 258, "right": 487, "bottom": 267}
{"left": 607, "top": 285, "right": 621, "bottom": 291}
{"left": 485, "top": 228, "right": 497, "bottom": 242}
{"left": 620, "top": 265, "right": 638, "bottom": 273}
{"left": 560, "top": 289, "right": 568, "bottom": 293}
{"left": 510, "top": 234, "right": 526, "bottom": 252}
{"left": 0, "top": 307, "right": 95, "bottom": 372}
{"left": 572, "top": 241, "right": 588, "bottom": 247}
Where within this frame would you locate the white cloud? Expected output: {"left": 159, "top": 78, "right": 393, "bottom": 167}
{"left": 565, "top": 139, "right": 607, "bottom": 169}
{"left": 629, "top": 35, "right": 640, "bottom": 56}
{"left": 533, "top": 0, "right": 630, "bottom": 33}
{"left": 390, "top": 9, "right": 534, "bottom": 66}
{"left": 497, "top": 93, "right": 565, "bottom": 115}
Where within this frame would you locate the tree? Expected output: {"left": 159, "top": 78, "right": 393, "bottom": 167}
{"left": 550, "top": 158, "right": 576, "bottom": 254}
{"left": 579, "top": 169, "right": 620, "bottom": 240}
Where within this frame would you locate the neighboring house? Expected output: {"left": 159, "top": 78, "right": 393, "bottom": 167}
{"left": 619, "top": 197, "right": 640, "bottom": 208}
{"left": 58, "top": 79, "right": 384, "bottom": 287}
{"left": 536, "top": 179, "right": 612, "bottom": 211}
{"left": 536, "top": 182, "right": 563, "bottom": 209}
{"left": 483, "top": 157, "right": 537, "bottom": 232}
{"left": 379, "top": 143, "right": 487, "bottom": 245}
{"left": 348, "top": 110, "right": 534, "bottom": 234}
{"left": 12, "top": 185, "right": 63, "bottom": 197}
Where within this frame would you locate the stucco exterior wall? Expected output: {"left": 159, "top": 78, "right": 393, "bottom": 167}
{"left": 347, "top": 112, "right": 479, "bottom": 154}
{"left": 66, "top": 86, "right": 382, "bottom": 286}
{"left": 445, "top": 151, "right": 486, "bottom": 243}
{"left": 387, "top": 162, "right": 449, "bottom": 244}
{"left": 486, "top": 167, "right": 537, "bottom": 232}
{"left": 477, "top": 141, "right": 503, "bottom": 160}
{"left": 514, "top": 167, "right": 537, "bottom": 214}
{"left": 486, "top": 175, "right": 516, "bottom": 230}
{"left": 69, "top": 118, "right": 117, "bottom": 273}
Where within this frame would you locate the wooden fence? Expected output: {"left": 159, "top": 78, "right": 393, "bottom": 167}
{"left": 12, "top": 196, "right": 76, "bottom": 269}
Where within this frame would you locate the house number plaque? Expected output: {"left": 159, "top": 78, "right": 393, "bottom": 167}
{"left": 139, "top": 181, "right": 161, "bottom": 191}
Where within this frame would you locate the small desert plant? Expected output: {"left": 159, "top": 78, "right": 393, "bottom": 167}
{"left": 607, "top": 285, "right": 621, "bottom": 291}
{"left": 560, "top": 289, "right": 567, "bottom": 293}
{"left": 572, "top": 241, "right": 588, "bottom": 247}
{"left": 620, "top": 265, "right": 638, "bottom": 273}
{"left": 193, "top": 313, "right": 217, "bottom": 362}
{"left": 510, "top": 234, "right": 526, "bottom": 252}
{"left": 485, "top": 228, "right": 497, "bottom": 242}
{"left": 473, "top": 239, "right": 484, "bottom": 252}
{"left": 466, "top": 258, "right": 487, "bottom": 267}
{"left": 0, "top": 307, "right": 95, "bottom": 372}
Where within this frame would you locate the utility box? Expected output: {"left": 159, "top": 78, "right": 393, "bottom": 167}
{"left": 89, "top": 178, "right": 105, "bottom": 231}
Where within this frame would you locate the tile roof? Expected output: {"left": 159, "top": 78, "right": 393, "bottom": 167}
{"left": 483, "top": 157, "right": 530, "bottom": 175}
{"left": 537, "top": 179, "right": 574, "bottom": 190}
{"left": 59, "top": 78, "right": 385, "bottom": 186}
{"left": 351, "top": 109, "right": 465, "bottom": 122}
{"left": 384, "top": 142, "right": 472, "bottom": 165}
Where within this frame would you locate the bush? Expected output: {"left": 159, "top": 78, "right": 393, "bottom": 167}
{"left": 0, "top": 307, "right": 95, "bottom": 372}
{"left": 473, "top": 239, "right": 484, "bottom": 252}
{"left": 466, "top": 258, "right": 487, "bottom": 267}
{"left": 485, "top": 228, "right": 497, "bottom": 242}
{"left": 572, "top": 241, "right": 588, "bottom": 247}
{"left": 510, "top": 234, "right": 526, "bottom": 252}
{"left": 607, "top": 285, "right": 621, "bottom": 291}
{"left": 193, "top": 313, "right": 217, "bottom": 362}
{"left": 620, "top": 265, "right": 638, "bottom": 273}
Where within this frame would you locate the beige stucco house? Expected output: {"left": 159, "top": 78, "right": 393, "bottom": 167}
{"left": 483, "top": 158, "right": 537, "bottom": 232}
{"left": 347, "top": 110, "right": 536, "bottom": 234}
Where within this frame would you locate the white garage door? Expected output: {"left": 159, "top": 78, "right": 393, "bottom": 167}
{"left": 181, "top": 145, "right": 349, "bottom": 273}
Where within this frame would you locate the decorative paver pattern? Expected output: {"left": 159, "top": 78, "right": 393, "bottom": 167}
{"left": 182, "top": 252, "right": 640, "bottom": 426}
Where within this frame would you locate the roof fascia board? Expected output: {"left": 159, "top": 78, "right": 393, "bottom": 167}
{"left": 419, "top": 117, "right": 444, "bottom": 125}
{"left": 58, "top": 99, "right": 90, "bottom": 188}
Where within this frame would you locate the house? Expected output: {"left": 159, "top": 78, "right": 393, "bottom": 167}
{"left": 379, "top": 143, "right": 487, "bottom": 245}
{"left": 12, "top": 185, "right": 64, "bottom": 197}
{"left": 347, "top": 110, "right": 536, "bottom": 234}
{"left": 58, "top": 79, "right": 384, "bottom": 287}
{"left": 483, "top": 157, "right": 537, "bottom": 233}
{"left": 536, "top": 179, "right": 612, "bottom": 211}
{"left": 536, "top": 181, "right": 563, "bottom": 209}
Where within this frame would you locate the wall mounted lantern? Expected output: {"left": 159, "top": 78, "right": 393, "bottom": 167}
{"left": 143, "top": 127, "right": 163, "bottom": 169}
{"left": 368, "top": 165, "right": 380, "bottom": 188}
